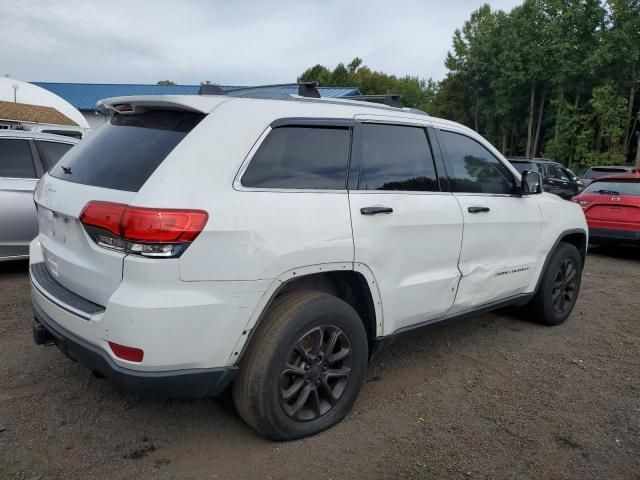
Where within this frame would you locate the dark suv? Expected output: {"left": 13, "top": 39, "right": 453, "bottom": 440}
{"left": 507, "top": 157, "right": 584, "bottom": 200}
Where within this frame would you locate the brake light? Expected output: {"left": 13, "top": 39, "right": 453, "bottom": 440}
{"left": 79, "top": 201, "right": 208, "bottom": 258}
{"left": 108, "top": 341, "right": 144, "bottom": 362}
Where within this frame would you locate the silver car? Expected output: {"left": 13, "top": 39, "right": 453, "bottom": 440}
{"left": 0, "top": 131, "right": 78, "bottom": 261}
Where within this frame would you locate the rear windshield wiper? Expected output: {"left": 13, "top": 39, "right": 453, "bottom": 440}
{"left": 594, "top": 189, "right": 619, "bottom": 195}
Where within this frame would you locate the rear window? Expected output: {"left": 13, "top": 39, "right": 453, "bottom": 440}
{"left": 49, "top": 110, "right": 204, "bottom": 192}
{"left": 241, "top": 126, "right": 351, "bottom": 189}
{"left": 585, "top": 180, "right": 640, "bottom": 196}
{"left": 584, "top": 168, "right": 627, "bottom": 179}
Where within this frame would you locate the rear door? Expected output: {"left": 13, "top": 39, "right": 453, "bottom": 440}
{"left": 34, "top": 109, "right": 204, "bottom": 305}
{"left": 434, "top": 128, "right": 542, "bottom": 312}
{"left": 348, "top": 121, "right": 463, "bottom": 333}
{"left": 0, "top": 137, "right": 42, "bottom": 258}
{"left": 544, "top": 163, "right": 573, "bottom": 199}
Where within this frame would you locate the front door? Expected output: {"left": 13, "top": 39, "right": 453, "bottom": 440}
{"left": 434, "top": 128, "right": 542, "bottom": 312}
{"left": 348, "top": 121, "right": 464, "bottom": 334}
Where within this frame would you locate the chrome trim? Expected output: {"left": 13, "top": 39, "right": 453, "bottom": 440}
{"left": 29, "top": 268, "right": 102, "bottom": 320}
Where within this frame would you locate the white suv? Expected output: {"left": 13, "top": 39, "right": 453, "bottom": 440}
{"left": 29, "top": 86, "right": 587, "bottom": 440}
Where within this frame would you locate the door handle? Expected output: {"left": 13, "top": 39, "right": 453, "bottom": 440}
{"left": 360, "top": 206, "right": 393, "bottom": 215}
{"left": 468, "top": 206, "right": 490, "bottom": 213}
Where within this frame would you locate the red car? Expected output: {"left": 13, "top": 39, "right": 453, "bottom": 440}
{"left": 572, "top": 171, "right": 640, "bottom": 244}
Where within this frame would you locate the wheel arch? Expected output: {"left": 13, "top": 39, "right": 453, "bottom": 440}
{"left": 229, "top": 263, "right": 383, "bottom": 364}
{"left": 534, "top": 228, "right": 587, "bottom": 294}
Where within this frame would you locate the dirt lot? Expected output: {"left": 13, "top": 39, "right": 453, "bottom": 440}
{"left": 1, "top": 247, "right": 639, "bottom": 480}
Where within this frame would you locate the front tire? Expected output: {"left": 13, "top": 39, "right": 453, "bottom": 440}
{"left": 232, "top": 290, "right": 368, "bottom": 440}
{"left": 528, "top": 243, "right": 582, "bottom": 326}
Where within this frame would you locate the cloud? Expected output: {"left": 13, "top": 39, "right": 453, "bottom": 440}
{"left": 0, "top": 0, "right": 522, "bottom": 84}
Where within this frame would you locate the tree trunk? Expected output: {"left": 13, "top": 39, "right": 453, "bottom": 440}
{"left": 526, "top": 83, "right": 535, "bottom": 157}
{"left": 554, "top": 85, "right": 564, "bottom": 143}
{"left": 569, "top": 91, "right": 580, "bottom": 167}
{"left": 624, "top": 66, "right": 637, "bottom": 156}
{"left": 474, "top": 94, "right": 479, "bottom": 132}
{"left": 532, "top": 86, "right": 546, "bottom": 158}
{"left": 636, "top": 130, "right": 640, "bottom": 168}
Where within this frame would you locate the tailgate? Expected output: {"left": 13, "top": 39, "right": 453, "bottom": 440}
{"left": 34, "top": 175, "right": 135, "bottom": 306}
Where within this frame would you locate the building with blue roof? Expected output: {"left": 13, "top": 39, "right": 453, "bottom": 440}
{"left": 31, "top": 82, "right": 360, "bottom": 130}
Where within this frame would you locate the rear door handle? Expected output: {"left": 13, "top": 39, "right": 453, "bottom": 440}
{"left": 360, "top": 206, "right": 393, "bottom": 215}
{"left": 468, "top": 206, "right": 490, "bottom": 213}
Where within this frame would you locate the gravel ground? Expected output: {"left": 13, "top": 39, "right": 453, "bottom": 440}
{"left": 1, "top": 246, "right": 639, "bottom": 480}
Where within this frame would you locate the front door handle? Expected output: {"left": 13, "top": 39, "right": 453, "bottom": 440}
{"left": 360, "top": 206, "right": 393, "bottom": 215}
{"left": 468, "top": 206, "right": 490, "bottom": 213}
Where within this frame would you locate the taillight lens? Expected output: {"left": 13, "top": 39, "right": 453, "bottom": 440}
{"left": 79, "top": 201, "right": 208, "bottom": 258}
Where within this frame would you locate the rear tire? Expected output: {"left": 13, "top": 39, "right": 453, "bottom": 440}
{"left": 528, "top": 243, "right": 582, "bottom": 326}
{"left": 232, "top": 290, "right": 368, "bottom": 440}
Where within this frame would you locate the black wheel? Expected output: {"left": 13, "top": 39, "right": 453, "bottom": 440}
{"left": 528, "top": 243, "right": 582, "bottom": 325}
{"left": 232, "top": 290, "right": 368, "bottom": 440}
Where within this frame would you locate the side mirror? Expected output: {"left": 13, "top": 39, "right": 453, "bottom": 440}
{"left": 521, "top": 170, "right": 542, "bottom": 195}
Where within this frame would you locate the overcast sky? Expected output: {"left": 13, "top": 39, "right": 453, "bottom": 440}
{"left": 1, "top": 0, "right": 521, "bottom": 86}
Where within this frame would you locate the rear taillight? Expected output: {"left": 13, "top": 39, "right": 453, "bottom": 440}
{"left": 79, "top": 201, "right": 208, "bottom": 258}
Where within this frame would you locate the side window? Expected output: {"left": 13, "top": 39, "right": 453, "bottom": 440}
{"left": 36, "top": 141, "right": 73, "bottom": 169}
{"left": 439, "top": 131, "right": 515, "bottom": 194}
{"left": 357, "top": 123, "right": 439, "bottom": 191}
{"left": 241, "top": 126, "right": 350, "bottom": 189}
{"left": 546, "top": 163, "right": 568, "bottom": 180}
{"left": 0, "top": 139, "right": 36, "bottom": 178}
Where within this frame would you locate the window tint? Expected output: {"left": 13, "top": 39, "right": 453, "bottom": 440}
{"left": 545, "top": 163, "right": 569, "bottom": 180}
{"left": 357, "top": 123, "right": 438, "bottom": 191}
{"left": 440, "top": 131, "right": 514, "bottom": 194}
{"left": 510, "top": 161, "right": 537, "bottom": 174}
{"left": 49, "top": 110, "right": 204, "bottom": 192}
{"left": 0, "top": 139, "right": 36, "bottom": 178}
{"left": 242, "top": 126, "right": 350, "bottom": 189}
{"left": 585, "top": 167, "right": 628, "bottom": 179}
{"left": 585, "top": 180, "right": 640, "bottom": 196}
{"left": 36, "top": 141, "right": 73, "bottom": 169}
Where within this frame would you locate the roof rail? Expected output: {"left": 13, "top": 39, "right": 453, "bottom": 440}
{"left": 197, "top": 82, "right": 321, "bottom": 98}
{"left": 344, "top": 94, "right": 403, "bottom": 108}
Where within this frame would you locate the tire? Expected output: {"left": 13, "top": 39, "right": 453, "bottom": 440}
{"left": 528, "top": 243, "right": 582, "bottom": 326}
{"left": 232, "top": 290, "right": 368, "bottom": 440}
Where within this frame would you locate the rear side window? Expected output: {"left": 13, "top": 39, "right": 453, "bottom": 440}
{"left": 0, "top": 139, "right": 36, "bottom": 178}
{"left": 241, "top": 126, "right": 350, "bottom": 189}
{"left": 585, "top": 180, "right": 640, "bottom": 196}
{"left": 439, "top": 131, "right": 515, "bottom": 194}
{"left": 49, "top": 110, "right": 204, "bottom": 192}
{"left": 356, "top": 123, "right": 439, "bottom": 191}
{"left": 510, "top": 162, "right": 537, "bottom": 174}
{"left": 36, "top": 141, "right": 73, "bottom": 169}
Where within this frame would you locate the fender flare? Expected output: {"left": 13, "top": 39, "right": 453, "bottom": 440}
{"left": 227, "top": 262, "right": 384, "bottom": 364}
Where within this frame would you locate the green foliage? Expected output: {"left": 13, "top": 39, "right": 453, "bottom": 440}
{"left": 298, "top": 60, "right": 439, "bottom": 113}
{"left": 156, "top": 80, "right": 176, "bottom": 85}
{"left": 298, "top": 0, "right": 640, "bottom": 170}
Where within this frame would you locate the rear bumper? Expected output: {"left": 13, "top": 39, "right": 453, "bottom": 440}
{"left": 589, "top": 227, "right": 640, "bottom": 244}
{"left": 32, "top": 300, "right": 237, "bottom": 398}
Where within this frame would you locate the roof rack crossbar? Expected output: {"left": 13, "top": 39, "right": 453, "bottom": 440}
{"left": 198, "top": 82, "right": 321, "bottom": 98}
{"left": 345, "top": 94, "right": 403, "bottom": 108}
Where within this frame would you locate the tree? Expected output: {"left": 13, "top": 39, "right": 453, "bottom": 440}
{"left": 156, "top": 80, "right": 176, "bottom": 85}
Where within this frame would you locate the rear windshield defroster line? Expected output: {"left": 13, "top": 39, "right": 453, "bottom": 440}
{"left": 49, "top": 110, "right": 205, "bottom": 192}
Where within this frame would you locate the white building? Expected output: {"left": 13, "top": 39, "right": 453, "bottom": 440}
{"left": 0, "top": 78, "right": 89, "bottom": 138}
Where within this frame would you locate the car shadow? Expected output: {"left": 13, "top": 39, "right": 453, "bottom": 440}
{"left": 588, "top": 244, "right": 640, "bottom": 262}
{"left": 0, "top": 259, "right": 29, "bottom": 276}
